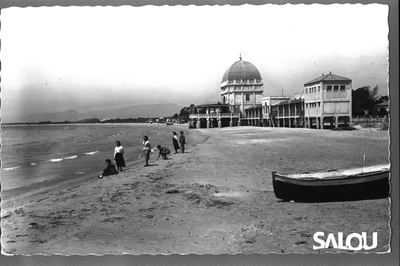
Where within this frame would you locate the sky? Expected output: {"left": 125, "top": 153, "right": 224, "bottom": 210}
{"left": 0, "top": 4, "right": 389, "bottom": 122}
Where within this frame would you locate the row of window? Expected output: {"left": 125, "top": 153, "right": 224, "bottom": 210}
{"left": 306, "top": 102, "right": 321, "bottom": 108}
{"left": 305, "top": 85, "right": 346, "bottom": 94}
{"left": 228, "top": 94, "right": 253, "bottom": 104}
{"left": 327, "top": 85, "right": 346, "bottom": 92}
{"left": 222, "top": 86, "right": 261, "bottom": 92}
{"left": 306, "top": 86, "right": 321, "bottom": 94}
{"left": 228, "top": 79, "right": 262, "bottom": 84}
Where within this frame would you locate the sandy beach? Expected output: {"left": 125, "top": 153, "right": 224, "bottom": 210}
{"left": 1, "top": 125, "right": 391, "bottom": 255}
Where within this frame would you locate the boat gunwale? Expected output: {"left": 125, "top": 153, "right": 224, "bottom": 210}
{"left": 272, "top": 168, "right": 390, "bottom": 187}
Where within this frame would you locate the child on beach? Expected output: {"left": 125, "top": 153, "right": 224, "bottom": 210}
{"left": 98, "top": 159, "right": 118, "bottom": 179}
{"left": 172, "top": 131, "right": 180, "bottom": 153}
{"left": 179, "top": 131, "right": 186, "bottom": 153}
{"left": 114, "top": 141, "right": 126, "bottom": 172}
{"left": 143, "top": 136, "right": 151, "bottom": 167}
{"left": 156, "top": 145, "right": 171, "bottom": 160}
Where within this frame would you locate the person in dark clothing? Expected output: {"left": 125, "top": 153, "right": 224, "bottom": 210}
{"left": 172, "top": 131, "right": 180, "bottom": 153}
{"left": 98, "top": 159, "right": 118, "bottom": 179}
{"left": 179, "top": 131, "right": 186, "bottom": 153}
{"left": 156, "top": 145, "right": 171, "bottom": 160}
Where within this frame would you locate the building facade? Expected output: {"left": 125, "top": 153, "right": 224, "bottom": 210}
{"left": 303, "top": 72, "right": 352, "bottom": 129}
{"left": 189, "top": 56, "right": 264, "bottom": 128}
{"left": 262, "top": 95, "right": 304, "bottom": 128}
{"left": 188, "top": 103, "right": 239, "bottom": 129}
{"left": 220, "top": 56, "right": 264, "bottom": 125}
{"left": 190, "top": 57, "right": 353, "bottom": 130}
{"left": 261, "top": 73, "right": 352, "bottom": 129}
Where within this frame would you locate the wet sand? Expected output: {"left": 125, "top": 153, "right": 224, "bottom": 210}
{"left": 1, "top": 126, "right": 391, "bottom": 255}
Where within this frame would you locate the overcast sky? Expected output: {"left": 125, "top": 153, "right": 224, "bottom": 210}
{"left": 1, "top": 4, "right": 389, "bottom": 122}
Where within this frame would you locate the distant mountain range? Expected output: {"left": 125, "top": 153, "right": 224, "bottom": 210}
{"left": 6, "top": 103, "right": 185, "bottom": 123}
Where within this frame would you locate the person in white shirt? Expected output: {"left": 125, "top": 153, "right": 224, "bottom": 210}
{"left": 142, "top": 136, "right": 151, "bottom": 167}
{"left": 114, "top": 141, "right": 125, "bottom": 172}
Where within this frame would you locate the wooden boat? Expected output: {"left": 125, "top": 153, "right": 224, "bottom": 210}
{"left": 272, "top": 164, "right": 390, "bottom": 201}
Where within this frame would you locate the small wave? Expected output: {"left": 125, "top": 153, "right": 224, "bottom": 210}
{"left": 64, "top": 155, "right": 78, "bottom": 160}
{"left": 2, "top": 166, "right": 22, "bottom": 171}
{"left": 49, "top": 158, "right": 63, "bottom": 162}
{"left": 75, "top": 172, "right": 85, "bottom": 175}
{"left": 84, "top": 151, "right": 99, "bottom": 155}
{"left": 31, "top": 163, "right": 37, "bottom": 166}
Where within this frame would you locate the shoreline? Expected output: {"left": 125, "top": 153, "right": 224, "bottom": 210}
{"left": 1, "top": 123, "right": 207, "bottom": 212}
{"left": 1, "top": 126, "right": 391, "bottom": 255}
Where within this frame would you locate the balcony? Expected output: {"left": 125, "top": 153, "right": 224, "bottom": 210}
{"left": 189, "top": 113, "right": 239, "bottom": 119}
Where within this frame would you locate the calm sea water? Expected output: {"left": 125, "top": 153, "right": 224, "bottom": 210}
{"left": 1, "top": 123, "right": 184, "bottom": 207}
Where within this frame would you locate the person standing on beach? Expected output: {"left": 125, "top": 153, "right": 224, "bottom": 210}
{"left": 143, "top": 136, "right": 151, "bottom": 166}
{"left": 172, "top": 131, "right": 180, "bottom": 153}
{"left": 98, "top": 159, "right": 118, "bottom": 178}
{"left": 179, "top": 131, "right": 186, "bottom": 153}
{"left": 114, "top": 141, "right": 126, "bottom": 172}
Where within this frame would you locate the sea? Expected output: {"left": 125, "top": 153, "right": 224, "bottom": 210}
{"left": 0, "top": 123, "right": 185, "bottom": 210}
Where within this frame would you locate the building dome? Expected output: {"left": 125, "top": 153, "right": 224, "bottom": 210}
{"left": 221, "top": 59, "right": 262, "bottom": 82}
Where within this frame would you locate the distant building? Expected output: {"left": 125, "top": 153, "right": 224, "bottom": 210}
{"left": 303, "top": 72, "right": 352, "bottom": 128}
{"left": 262, "top": 96, "right": 303, "bottom": 128}
{"left": 262, "top": 73, "right": 352, "bottom": 129}
{"left": 190, "top": 56, "right": 353, "bottom": 129}
{"left": 220, "top": 55, "right": 264, "bottom": 126}
{"left": 189, "top": 56, "right": 264, "bottom": 128}
{"left": 373, "top": 100, "right": 389, "bottom": 115}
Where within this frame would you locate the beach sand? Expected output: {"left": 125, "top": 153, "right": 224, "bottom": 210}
{"left": 1, "top": 126, "right": 391, "bottom": 255}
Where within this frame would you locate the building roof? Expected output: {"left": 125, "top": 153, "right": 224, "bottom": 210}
{"left": 192, "top": 103, "right": 229, "bottom": 108}
{"left": 374, "top": 101, "right": 389, "bottom": 108}
{"left": 221, "top": 58, "right": 262, "bottom": 82}
{"left": 304, "top": 73, "right": 351, "bottom": 86}
{"left": 244, "top": 104, "right": 262, "bottom": 110}
{"left": 273, "top": 98, "right": 303, "bottom": 106}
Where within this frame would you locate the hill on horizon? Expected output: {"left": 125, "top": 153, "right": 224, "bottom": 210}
{"left": 3, "top": 103, "right": 184, "bottom": 123}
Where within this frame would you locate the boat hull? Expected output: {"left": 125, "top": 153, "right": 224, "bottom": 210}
{"left": 272, "top": 166, "right": 390, "bottom": 201}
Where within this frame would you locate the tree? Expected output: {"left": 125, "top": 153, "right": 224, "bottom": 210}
{"left": 352, "top": 85, "right": 381, "bottom": 115}
{"left": 178, "top": 106, "right": 192, "bottom": 123}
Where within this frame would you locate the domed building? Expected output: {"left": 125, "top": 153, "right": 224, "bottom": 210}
{"left": 220, "top": 56, "right": 264, "bottom": 126}
{"left": 189, "top": 56, "right": 353, "bottom": 130}
{"left": 221, "top": 59, "right": 262, "bottom": 82}
{"left": 188, "top": 56, "right": 264, "bottom": 128}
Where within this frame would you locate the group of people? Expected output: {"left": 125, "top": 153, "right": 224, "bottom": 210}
{"left": 98, "top": 140, "right": 126, "bottom": 178}
{"left": 146, "top": 131, "right": 186, "bottom": 166}
{"left": 98, "top": 131, "right": 186, "bottom": 178}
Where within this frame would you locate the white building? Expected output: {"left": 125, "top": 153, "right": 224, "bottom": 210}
{"left": 220, "top": 56, "right": 264, "bottom": 126}
{"left": 303, "top": 72, "right": 352, "bottom": 129}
